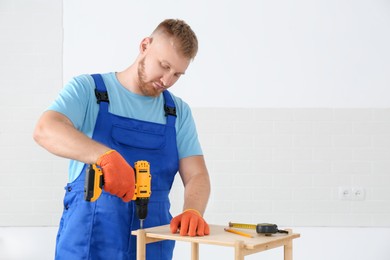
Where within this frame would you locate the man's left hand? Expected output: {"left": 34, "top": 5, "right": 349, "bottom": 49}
{"left": 170, "top": 209, "right": 210, "bottom": 237}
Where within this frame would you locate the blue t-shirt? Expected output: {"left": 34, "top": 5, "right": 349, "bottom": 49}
{"left": 48, "top": 72, "right": 202, "bottom": 182}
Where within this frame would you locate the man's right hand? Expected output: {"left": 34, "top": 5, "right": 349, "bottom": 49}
{"left": 97, "top": 150, "right": 135, "bottom": 202}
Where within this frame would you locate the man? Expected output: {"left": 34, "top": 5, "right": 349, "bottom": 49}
{"left": 33, "top": 19, "right": 210, "bottom": 260}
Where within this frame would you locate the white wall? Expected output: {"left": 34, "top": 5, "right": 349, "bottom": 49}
{"left": 1, "top": 0, "right": 390, "bottom": 259}
{"left": 175, "top": 108, "right": 390, "bottom": 227}
{"left": 63, "top": 0, "right": 390, "bottom": 108}
{"left": 0, "top": 0, "right": 65, "bottom": 226}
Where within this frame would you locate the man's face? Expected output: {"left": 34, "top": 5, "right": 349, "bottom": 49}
{"left": 137, "top": 35, "right": 191, "bottom": 97}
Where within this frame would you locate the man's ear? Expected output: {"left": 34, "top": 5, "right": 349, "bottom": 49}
{"left": 140, "top": 37, "right": 152, "bottom": 53}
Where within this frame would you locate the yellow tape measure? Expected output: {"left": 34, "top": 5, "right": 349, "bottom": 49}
{"left": 229, "top": 222, "right": 257, "bottom": 230}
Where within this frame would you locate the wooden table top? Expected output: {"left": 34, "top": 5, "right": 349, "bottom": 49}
{"left": 132, "top": 224, "right": 300, "bottom": 250}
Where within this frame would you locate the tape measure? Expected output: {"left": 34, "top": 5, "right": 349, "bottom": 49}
{"left": 229, "top": 222, "right": 257, "bottom": 229}
{"left": 229, "top": 222, "right": 288, "bottom": 236}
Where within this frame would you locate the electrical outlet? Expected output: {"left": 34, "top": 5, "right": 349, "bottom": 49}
{"left": 338, "top": 187, "right": 352, "bottom": 200}
{"left": 338, "top": 187, "right": 366, "bottom": 201}
{"left": 352, "top": 187, "right": 366, "bottom": 201}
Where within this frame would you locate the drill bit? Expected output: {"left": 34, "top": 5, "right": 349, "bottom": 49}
{"left": 140, "top": 219, "right": 144, "bottom": 229}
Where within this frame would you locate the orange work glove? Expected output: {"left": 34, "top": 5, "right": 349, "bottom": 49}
{"left": 96, "top": 149, "right": 135, "bottom": 203}
{"left": 170, "top": 209, "right": 210, "bottom": 237}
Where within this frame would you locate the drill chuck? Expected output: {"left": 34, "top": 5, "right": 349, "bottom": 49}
{"left": 136, "top": 198, "right": 149, "bottom": 221}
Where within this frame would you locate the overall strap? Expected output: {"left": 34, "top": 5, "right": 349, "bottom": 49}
{"left": 91, "top": 75, "right": 176, "bottom": 127}
{"left": 163, "top": 90, "right": 177, "bottom": 127}
{"left": 91, "top": 74, "right": 109, "bottom": 112}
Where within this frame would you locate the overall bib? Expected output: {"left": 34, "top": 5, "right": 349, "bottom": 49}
{"left": 55, "top": 74, "right": 179, "bottom": 260}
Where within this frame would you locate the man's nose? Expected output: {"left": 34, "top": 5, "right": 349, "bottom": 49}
{"left": 161, "top": 73, "right": 174, "bottom": 88}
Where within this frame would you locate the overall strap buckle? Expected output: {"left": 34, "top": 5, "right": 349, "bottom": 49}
{"left": 95, "top": 89, "right": 109, "bottom": 104}
{"left": 91, "top": 74, "right": 109, "bottom": 104}
{"left": 163, "top": 90, "right": 177, "bottom": 118}
{"left": 164, "top": 105, "right": 176, "bottom": 117}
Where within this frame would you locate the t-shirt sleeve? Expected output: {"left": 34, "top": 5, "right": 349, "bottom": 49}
{"left": 47, "top": 75, "right": 94, "bottom": 130}
{"left": 175, "top": 99, "right": 203, "bottom": 159}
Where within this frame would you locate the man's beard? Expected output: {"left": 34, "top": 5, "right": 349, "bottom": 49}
{"left": 137, "top": 57, "right": 160, "bottom": 97}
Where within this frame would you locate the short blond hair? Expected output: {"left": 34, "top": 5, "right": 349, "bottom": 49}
{"left": 152, "top": 19, "right": 198, "bottom": 60}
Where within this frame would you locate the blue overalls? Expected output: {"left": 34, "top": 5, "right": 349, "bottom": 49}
{"left": 55, "top": 74, "right": 179, "bottom": 260}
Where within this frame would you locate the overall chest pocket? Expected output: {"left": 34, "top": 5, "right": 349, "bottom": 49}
{"left": 111, "top": 121, "right": 166, "bottom": 150}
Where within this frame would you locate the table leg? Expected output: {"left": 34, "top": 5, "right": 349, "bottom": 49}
{"left": 234, "top": 241, "right": 245, "bottom": 260}
{"left": 136, "top": 229, "right": 146, "bottom": 260}
{"left": 191, "top": 242, "right": 199, "bottom": 260}
{"left": 284, "top": 238, "right": 293, "bottom": 260}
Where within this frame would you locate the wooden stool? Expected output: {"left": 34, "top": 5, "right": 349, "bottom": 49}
{"left": 132, "top": 224, "right": 300, "bottom": 260}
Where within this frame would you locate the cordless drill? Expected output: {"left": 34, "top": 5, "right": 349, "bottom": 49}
{"left": 84, "top": 160, "right": 152, "bottom": 229}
